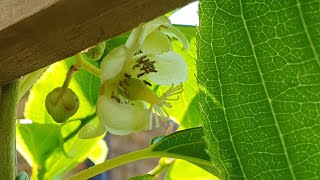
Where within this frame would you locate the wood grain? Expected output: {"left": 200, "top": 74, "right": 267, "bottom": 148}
{"left": 0, "top": 0, "right": 194, "bottom": 86}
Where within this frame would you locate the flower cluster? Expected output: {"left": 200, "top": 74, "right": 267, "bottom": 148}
{"left": 79, "top": 16, "right": 189, "bottom": 137}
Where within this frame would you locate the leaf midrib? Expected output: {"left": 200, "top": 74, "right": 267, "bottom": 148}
{"left": 238, "top": 0, "right": 296, "bottom": 179}
{"left": 296, "top": 0, "right": 320, "bottom": 68}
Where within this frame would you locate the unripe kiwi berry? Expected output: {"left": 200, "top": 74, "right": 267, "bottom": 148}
{"left": 45, "top": 87, "right": 79, "bottom": 123}
{"left": 84, "top": 42, "right": 106, "bottom": 61}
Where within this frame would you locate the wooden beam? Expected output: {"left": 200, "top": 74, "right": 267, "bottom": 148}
{"left": 0, "top": 0, "right": 194, "bottom": 86}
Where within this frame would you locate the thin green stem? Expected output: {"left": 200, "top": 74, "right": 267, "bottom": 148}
{"left": 19, "top": 68, "right": 45, "bottom": 100}
{"left": 62, "top": 113, "right": 96, "bottom": 143}
{"left": 62, "top": 65, "right": 78, "bottom": 89}
{"left": 75, "top": 54, "right": 100, "bottom": 77}
{"left": 0, "top": 80, "right": 20, "bottom": 179}
{"left": 67, "top": 149, "right": 152, "bottom": 180}
{"left": 67, "top": 148, "right": 213, "bottom": 180}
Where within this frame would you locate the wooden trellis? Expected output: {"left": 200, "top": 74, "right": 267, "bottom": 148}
{"left": 0, "top": 0, "right": 194, "bottom": 86}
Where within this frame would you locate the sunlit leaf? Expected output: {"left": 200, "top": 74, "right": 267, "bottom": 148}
{"left": 88, "top": 139, "right": 108, "bottom": 165}
{"left": 166, "top": 160, "right": 219, "bottom": 180}
{"left": 18, "top": 57, "right": 103, "bottom": 179}
{"left": 16, "top": 122, "right": 62, "bottom": 167}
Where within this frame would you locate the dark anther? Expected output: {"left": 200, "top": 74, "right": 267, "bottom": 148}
{"left": 124, "top": 73, "right": 131, "bottom": 78}
{"left": 134, "top": 50, "right": 143, "bottom": 56}
{"left": 137, "top": 72, "right": 146, "bottom": 78}
{"left": 132, "top": 64, "right": 140, "bottom": 69}
{"left": 137, "top": 56, "right": 147, "bottom": 63}
{"left": 123, "top": 79, "right": 129, "bottom": 86}
{"left": 143, "top": 80, "right": 152, "bottom": 86}
{"left": 148, "top": 69, "right": 158, "bottom": 73}
{"left": 138, "top": 59, "right": 150, "bottom": 65}
{"left": 111, "top": 95, "right": 121, "bottom": 103}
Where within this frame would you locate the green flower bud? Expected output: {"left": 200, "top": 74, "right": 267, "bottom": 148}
{"left": 84, "top": 42, "right": 106, "bottom": 61}
{"left": 15, "top": 171, "right": 29, "bottom": 180}
{"left": 45, "top": 87, "right": 79, "bottom": 123}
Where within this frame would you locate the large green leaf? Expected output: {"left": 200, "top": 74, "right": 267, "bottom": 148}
{"left": 18, "top": 58, "right": 105, "bottom": 179}
{"left": 198, "top": 0, "right": 320, "bottom": 179}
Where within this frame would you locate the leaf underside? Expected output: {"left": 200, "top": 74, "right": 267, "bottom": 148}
{"left": 198, "top": 0, "right": 320, "bottom": 179}
{"left": 150, "top": 127, "right": 220, "bottom": 177}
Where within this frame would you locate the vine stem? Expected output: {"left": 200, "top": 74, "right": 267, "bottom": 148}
{"left": 67, "top": 149, "right": 152, "bottom": 180}
{"left": 0, "top": 80, "right": 20, "bottom": 179}
{"left": 67, "top": 148, "right": 213, "bottom": 180}
{"left": 75, "top": 54, "right": 100, "bottom": 77}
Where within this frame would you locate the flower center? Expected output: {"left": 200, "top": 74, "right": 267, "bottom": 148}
{"left": 118, "top": 76, "right": 158, "bottom": 104}
{"left": 132, "top": 55, "right": 157, "bottom": 78}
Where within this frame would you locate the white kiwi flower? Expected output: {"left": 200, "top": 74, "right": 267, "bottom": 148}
{"left": 79, "top": 16, "right": 189, "bottom": 137}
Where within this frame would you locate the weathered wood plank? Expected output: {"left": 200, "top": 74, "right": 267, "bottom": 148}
{"left": 0, "top": 0, "right": 194, "bottom": 86}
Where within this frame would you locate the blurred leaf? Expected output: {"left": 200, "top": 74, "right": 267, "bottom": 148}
{"left": 18, "top": 57, "right": 104, "bottom": 179}
{"left": 198, "top": 0, "right": 320, "bottom": 179}
{"left": 166, "top": 160, "right": 219, "bottom": 180}
{"left": 88, "top": 139, "right": 108, "bottom": 165}
{"left": 128, "top": 174, "right": 154, "bottom": 180}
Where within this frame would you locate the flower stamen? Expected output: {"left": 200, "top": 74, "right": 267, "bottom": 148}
{"left": 151, "top": 84, "right": 183, "bottom": 124}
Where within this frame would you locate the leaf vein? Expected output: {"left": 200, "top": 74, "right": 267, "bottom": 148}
{"left": 239, "top": 0, "right": 297, "bottom": 179}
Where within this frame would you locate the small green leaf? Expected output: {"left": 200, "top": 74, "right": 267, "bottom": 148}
{"left": 128, "top": 174, "right": 154, "bottom": 180}
{"left": 150, "top": 127, "right": 210, "bottom": 162}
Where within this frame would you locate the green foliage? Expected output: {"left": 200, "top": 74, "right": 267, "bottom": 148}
{"left": 17, "top": 58, "right": 106, "bottom": 179}
{"left": 150, "top": 127, "right": 219, "bottom": 178}
{"left": 150, "top": 128, "right": 209, "bottom": 161}
{"left": 68, "top": 127, "right": 218, "bottom": 180}
{"left": 166, "top": 160, "right": 219, "bottom": 180}
{"left": 198, "top": 0, "right": 320, "bottom": 179}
